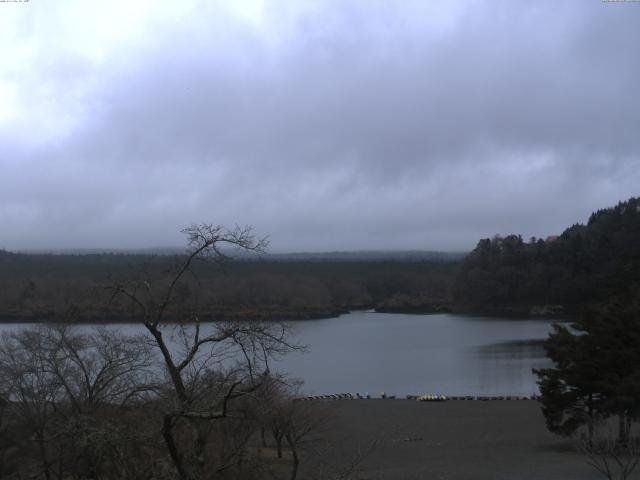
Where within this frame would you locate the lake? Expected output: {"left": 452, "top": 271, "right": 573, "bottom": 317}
{"left": 0, "top": 311, "right": 558, "bottom": 396}
{"left": 278, "top": 311, "right": 556, "bottom": 396}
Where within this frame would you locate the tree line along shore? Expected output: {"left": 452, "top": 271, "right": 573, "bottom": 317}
{"left": 1, "top": 197, "right": 639, "bottom": 323}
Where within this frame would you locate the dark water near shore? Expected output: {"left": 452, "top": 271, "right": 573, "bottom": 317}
{"left": 0, "top": 311, "right": 558, "bottom": 396}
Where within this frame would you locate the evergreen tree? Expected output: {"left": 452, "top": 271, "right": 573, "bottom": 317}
{"left": 454, "top": 196, "right": 640, "bottom": 311}
{"left": 535, "top": 299, "right": 640, "bottom": 444}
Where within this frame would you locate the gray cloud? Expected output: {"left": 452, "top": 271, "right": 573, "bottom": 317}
{"left": 1, "top": 0, "right": 639, "bottom": 251}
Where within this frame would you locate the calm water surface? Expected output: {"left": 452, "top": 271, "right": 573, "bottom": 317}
{"left": 0, "top": 311, "right": 558, "bottom": 396}
{"left": 278, "top": 311, "right": 555, "bottom": 396}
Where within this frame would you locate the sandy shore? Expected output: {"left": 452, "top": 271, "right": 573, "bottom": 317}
{"left": 300, "top": 399, "right": 613, "bottom": 480}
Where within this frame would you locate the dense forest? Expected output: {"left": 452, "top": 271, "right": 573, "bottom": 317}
{"left": 453, "top": 197, "right": 640, "bottom": 315}
{"left": 2, "top": 197, "right": 639, "bottom": 322}
{"left": 0, "top": 251, "right": 458, "bottom": 322}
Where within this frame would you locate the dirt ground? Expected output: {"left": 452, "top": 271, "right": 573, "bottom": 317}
{"left": 297, "top": 399, "right": 632, "bottom": 480}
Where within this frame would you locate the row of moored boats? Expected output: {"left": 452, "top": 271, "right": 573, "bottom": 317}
{"left": 297, "top": 393, "right": 538, "bottom": 401}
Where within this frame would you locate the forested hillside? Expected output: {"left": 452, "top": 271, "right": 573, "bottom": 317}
{"left": 453, "top": 197, "right": 640, "bottom": 314}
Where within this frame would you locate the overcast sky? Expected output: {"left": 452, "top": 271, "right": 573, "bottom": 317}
{"left": 1, "top": 0, "right": 639, "bottom": 252}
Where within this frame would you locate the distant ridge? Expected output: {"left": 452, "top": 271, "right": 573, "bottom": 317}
{"left": 11, "top": 247, "right": 466, "bottom": 262}
{"left": 14, "top": 247, "right": 185, "bottom": 256}
{"left": 259, "top": 250, "right": 466, "bottom": 262}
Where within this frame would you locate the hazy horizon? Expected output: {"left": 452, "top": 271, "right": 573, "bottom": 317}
{"left": 7, "top": 245, "right": 469, "bottom": 256}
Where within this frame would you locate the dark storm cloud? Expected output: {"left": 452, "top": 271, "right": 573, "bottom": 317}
{"left": 1, "top": 0, "right": 639, "bottom": 251}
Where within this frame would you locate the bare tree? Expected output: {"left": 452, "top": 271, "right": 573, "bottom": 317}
{"left": 254, "top": 378, "right": 330, "bottom": 480}
{"left": 0, "top": 348, "right": 13, "bottom": 477}
{"left": 0, "top": 326, "right": 156, "bottom": 480}
{"left": 0, "top": 328, "right": 66, "bottom": 480}
{"left": 284, "top": 398, "right": 332, "bottom": 480}
{"left": 579, "top": 433, "right": 640, "bottom": 480}
{"left": 247, "top": 375, "right": 364, "bottom": 480}
{"left": 39, "top": 326, "right": 155, "bottom": 410}
{"left": 108, "top": 224, "right": 301, "bottom": 480}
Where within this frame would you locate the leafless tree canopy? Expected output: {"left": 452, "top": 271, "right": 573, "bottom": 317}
{"left": 0, "top": 325, "right": 156, "bottom": 479}
{"left": 579, "top": 433, "right": 640, "bottom": 480}
{"left": 0, "top": 224, "right": 372, "bottom": 480}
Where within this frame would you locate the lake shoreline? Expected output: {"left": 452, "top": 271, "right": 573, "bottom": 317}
{"left": 1, "top": 311, "right": 555, "bottom": 398}
{"left": 0, "top": 304, "right": 571, "bottom": 324}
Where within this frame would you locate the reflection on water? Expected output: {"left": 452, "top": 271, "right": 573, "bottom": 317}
{"left": 0, "top": 312, "right": 560, "bottom": 396}
{"left": 274, "top": 312, "right": 557, "bottom": 396}
{"left": 475, "top": 339, "right": 548, "bottom": 359}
